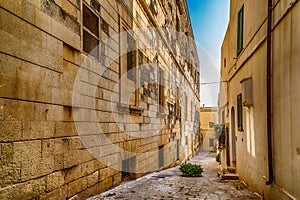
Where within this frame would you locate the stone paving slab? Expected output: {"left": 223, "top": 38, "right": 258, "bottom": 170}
{"left": 89, "top": 152, "right": 261, "bottom": 200}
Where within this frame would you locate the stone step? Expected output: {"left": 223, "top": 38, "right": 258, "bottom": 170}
{"left": 221, "top": 173, "right": 239, "bottom": 180}
{"left": 227, "top": 167, "right": 236, "bottom": 173}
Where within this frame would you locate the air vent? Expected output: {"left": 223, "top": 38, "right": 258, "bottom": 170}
{"left": 240, "top": 77, "right": 253, "bottom": 107}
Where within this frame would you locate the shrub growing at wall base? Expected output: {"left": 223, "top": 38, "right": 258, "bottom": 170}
{"left": 179, "top": 163, "right": 203, "bottom": 177}
{"left": 216, "top": 153, "right": 220, "bottom": 162}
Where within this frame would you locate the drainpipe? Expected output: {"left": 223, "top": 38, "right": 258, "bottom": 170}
{"left": 266, "top": 0, "right": 273, "bottom": 185}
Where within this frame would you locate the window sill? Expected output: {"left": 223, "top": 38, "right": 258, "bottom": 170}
{"left": 117, "top": 103, "right": 143, "bottom": 116}
{"left": 117, "top": 103, "right": 130, "bottom": 113}
{"left": 129, "top": 105, "right": 143, "bottom": 116}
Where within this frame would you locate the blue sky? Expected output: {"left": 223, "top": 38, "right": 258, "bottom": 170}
{"left": 186, "top": 0, "right": 230, "bottom": 107}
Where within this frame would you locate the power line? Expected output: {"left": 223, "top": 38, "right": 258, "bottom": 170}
{"left": 200, "top": 81, "right": 228, "bottom": 85}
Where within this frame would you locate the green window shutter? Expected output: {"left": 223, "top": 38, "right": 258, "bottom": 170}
{"left": 237, "top": 5, "right": 244, "bottom": 55}
{"left": 237, "top": 93, "right": 243, "bottom": 131}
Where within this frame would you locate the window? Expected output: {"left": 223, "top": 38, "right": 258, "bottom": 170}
{"left": 176, "top": 14, "right": 180, "bottom": 32}
{"left": 158, "top": 146, "right": 164, "bottom": 169}
{"left": 237, "top": 5, "right": 244, "bottom": 55}
{"left": 237, "top": 93, "right": 243, "bottom": 131}
{"left": 158, "top": 68, "right": 164, "bottom": 112}
{"left": 222, "top": 111, "right": 225, "bottom": 124}
{"left": 127, "top": 34, "right": 137, "bottom": 81}
{"left": 190, "top": 102, "right": 193, "bottom": 121}
{"left": 209, "top": 122, "right": 214, "bottom": 128}
{"left": 83, "top": 4, "right": 100, "bottom": 59}
{"left": 224, "top": 58, "right": 227, "bottom": 68}
{"left": 168, "top": 102, "right": 176, "bottom": 117}
{"left": 176, "top": 86, "right": 181, "bottom": 117}
{"left": 122, "top": 157, "right": 136, "bottom": 181}
{"left": 119, "top": 24, "right": 139, "bottom": 107}
{"left": 185, "top": 95, "right": 188, "bottom": 121}
{"left": 209, "top": 139, "right": 215, "bottom": 147}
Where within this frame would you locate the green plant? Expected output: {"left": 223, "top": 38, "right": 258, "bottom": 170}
{"left": 179, "top": 163, "right": 203, "bottom": 177}
{"left": 216, "top": 153, "right": 220, "bottom": 162}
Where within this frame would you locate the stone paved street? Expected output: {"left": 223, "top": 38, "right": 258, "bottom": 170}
{"left": 89, "top": 152, "right": 261, "bottom": 200}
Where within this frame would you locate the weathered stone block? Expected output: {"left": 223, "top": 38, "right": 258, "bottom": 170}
{"left": 34, "top": 7, "right": 52, "bottom": 33}
{"left": 45, "top": 104, "right": 64, "bottom": 121}
{"left": 0, "top": 23, "right": 62, "bottom": 75}
{"left": 25, "top": 0, "right": 41, "bottom": 8}
{"left": 40, "top": 185, "right": 67, "bottom": 200}
{"left": 64, "top": 164, "right": 81, "bottom": 184}
{"left": 63, "top": 44, "right": 81, "bottom": 64}
{"left": 0, "top": 121, "right": 23, "bottom": 142}
{"left": 4, "top": 100, "right": 35, "bottom": 121}
{"left": 0, "top": 164, "right": 21, "bottom": 188}
{"left": 42, "top": 32, "right": 63, "bottom": 56}
{"left": 13, "top": 140, "right": 44, "bottom": 181}
{"left": 64, "top": 149, "right": 94, "bottom": 169}
{"left": 50, "top": 18, "right": 81, "bottom": 50}
{"left": 112, "top": 172, "right": 122, "bottom": 187}
{"left": 0, "top": 177, "right": 45, "bottom": 200}
{"left": 67, "top": 176, "right": 87, "bottom": 198}
{"left": 100, "top": 176, "right": 113, "bottom": 192}
{"left": 0, "top": 8, "right": 42, "bottom": 47}
{"left": 0, "top": 0, "right": 22, "bottom": 17}
{"left": 87, "top": 171, "right": 99, "bottom": 187}
{"left": 80, "top": 160, "right": 97, "bottom": 177}
{"left": 46, "top": 171, "right": 65, "bottom": 192}
{"left": 54, "top": 122, "right": 77, "bottom": 137}
{"left": 0, "top": 143, "right": 13, "bottom": 165}
{"left": 23, "top": 121, "right": 55, "bottom": 140}
{"left": 22, "top": 0, "right": 36, "bottom": 23}
{"left": 62, "top": 0, "right": 79, "bottom": 20}
{"left": 100, "top": 167, "right": 119, "bottom": 182}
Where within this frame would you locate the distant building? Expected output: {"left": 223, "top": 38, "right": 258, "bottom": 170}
{"left": 219, "top": 0, "right": 300, "bottom": 199}
{"left": 0, "top": 0, "right": 200, "bottom": 199}
{"left": 200, "top": 107, "right": 217, "bottom": 152}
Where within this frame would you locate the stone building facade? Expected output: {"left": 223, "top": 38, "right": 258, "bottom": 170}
{"left": 200, "top": 107, "right": 217, "bottom": 152}
{"left": 218, "top": 0, "right": 300, "bottom": 199}
{"left": 0, "top": 0, "right": 200, "bottom": 199}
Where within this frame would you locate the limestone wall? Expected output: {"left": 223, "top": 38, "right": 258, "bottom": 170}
{"left": 0, "top": 0, "right": 200, "bottom": 199}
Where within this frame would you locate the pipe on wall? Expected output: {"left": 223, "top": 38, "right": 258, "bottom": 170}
{"left": 266, "top": 0, "right": 273, "bottom": 186}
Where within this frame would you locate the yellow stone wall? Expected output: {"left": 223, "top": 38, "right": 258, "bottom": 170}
{"left": 0, "top": 0, "right": 200, "bottom": 198}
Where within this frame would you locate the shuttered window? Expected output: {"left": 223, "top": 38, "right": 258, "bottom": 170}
{"left": 237, "top": 93, "right": 243, "bottom": 131}
{"left": 237, "top": 5, "right": 244, "bottom": 55}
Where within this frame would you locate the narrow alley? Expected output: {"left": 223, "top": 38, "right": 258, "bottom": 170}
{"left": 89, "top": 152, "right": 260, "bottom": 200}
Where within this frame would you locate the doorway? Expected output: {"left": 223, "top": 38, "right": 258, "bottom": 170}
{"left": 158, "top": 146, "right": 164, "bottom": 169}
{"left": 231, "top": 107, "right": 237, "bottom": 166}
